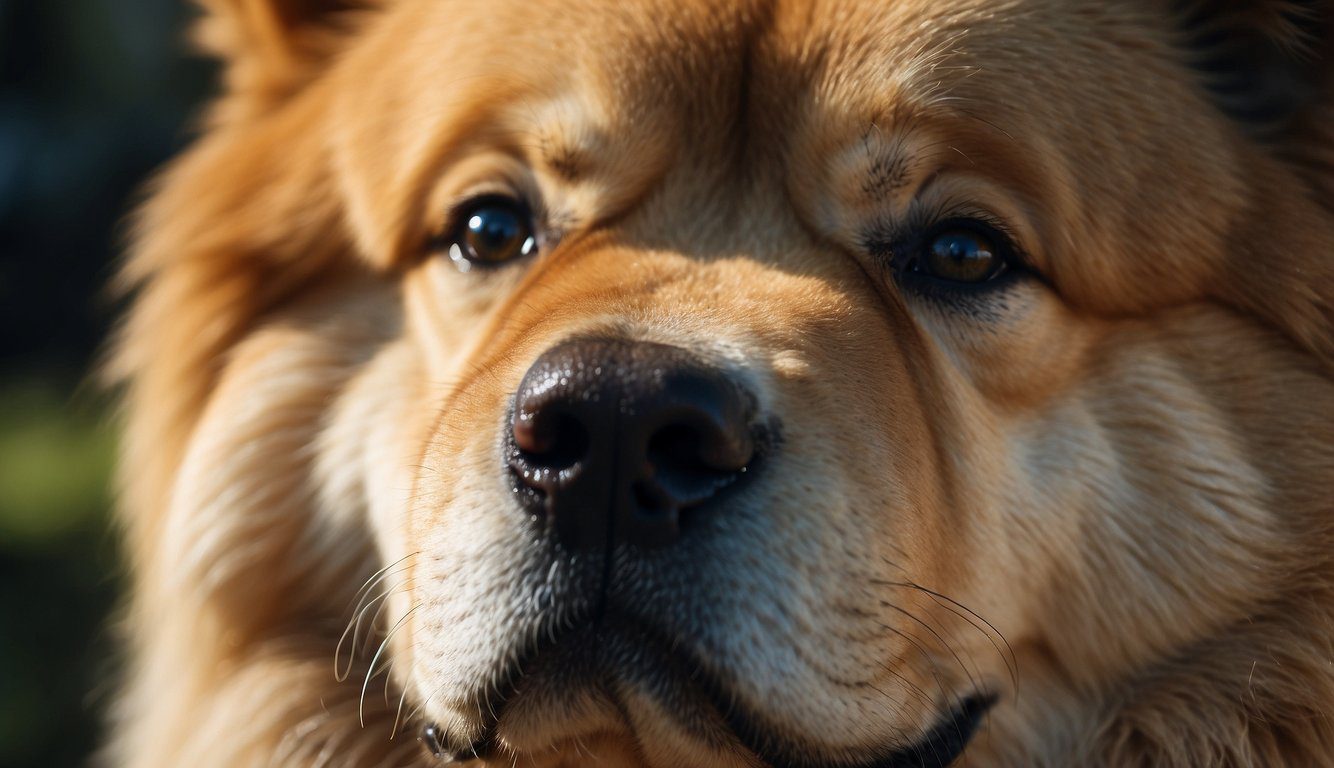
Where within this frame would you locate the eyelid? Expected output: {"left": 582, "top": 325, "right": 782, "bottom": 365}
{"left": 429, "top": 189, "right": 532, "bottom": 251}
{"left": 953, "top": 213, "right": 1025, "bottom": 263}
{"left": 864, "top": 210, "right": 1029, "bottom": 273}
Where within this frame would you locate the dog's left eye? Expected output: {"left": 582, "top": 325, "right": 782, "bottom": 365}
{"left": 443, "top": 196, "right": 537, "bottom": 270}
{"left": 911, "top": 223, "right": 1008, "bottom": 284}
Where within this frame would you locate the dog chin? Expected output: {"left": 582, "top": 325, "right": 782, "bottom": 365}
{"left": 424, "top": 618, "right": 744, "bottom": 766}
{"left": 490, "top": 673, "right": 739, "bottom": 768}
{"left": 422, "top": 615, "right": 992, "bottom": 768}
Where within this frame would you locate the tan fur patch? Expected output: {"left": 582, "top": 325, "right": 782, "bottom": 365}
{"left": 107, "top": 1, "right": 1334, "bottom": 766}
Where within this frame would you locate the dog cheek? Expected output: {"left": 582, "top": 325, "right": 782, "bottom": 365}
{"left": 160, "top": 323, "right": 386, "bottom": 637}
{"left": 1006, "top": 339, "right": 1284, "bottom": 684}
{"left": 316, "top": 339, "right": 434, "bottom": 558}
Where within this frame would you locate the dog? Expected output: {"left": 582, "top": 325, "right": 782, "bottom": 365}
{"left": 105, "top": 0, "right": 1334, "bottom": 765}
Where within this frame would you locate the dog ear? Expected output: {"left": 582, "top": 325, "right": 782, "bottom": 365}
{"left": 1174, "top": 2, "right": 1334, "bottom": 369}
{"left": 1174, "top": 0, "right": 1333, "bottom": 135}
{"left": 193, "top": 0, "right": 380, "bottom": 114}
{"left": 1177, "top": 0, "right": 1334, "bottom": 210}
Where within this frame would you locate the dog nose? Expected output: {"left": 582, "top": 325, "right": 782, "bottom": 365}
{"left": 508, "top": 338, "right": 757, "bottom": 550}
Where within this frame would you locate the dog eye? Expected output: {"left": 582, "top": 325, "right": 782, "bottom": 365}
{"left": 913, "top": 224, "right": 1008, "bottom": 284}
{"left": 445, "top": 197, "right": 537, "bottom": 270}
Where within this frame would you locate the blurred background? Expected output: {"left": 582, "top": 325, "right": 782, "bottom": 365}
{"left": 0, "top": 2, "right": 211, "bottom": 765}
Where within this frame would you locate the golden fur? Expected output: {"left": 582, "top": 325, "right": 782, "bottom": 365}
{"left": 107, "top": 0, "right": 1334, "bottom": 766}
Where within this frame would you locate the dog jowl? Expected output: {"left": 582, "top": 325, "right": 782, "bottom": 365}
{"left": 107, "top": 1, "right": 1334, "bottom": 766}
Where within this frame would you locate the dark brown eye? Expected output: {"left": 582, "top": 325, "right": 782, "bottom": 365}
{"left": 920, "top": 228, "right": 1006, "bottom": 284}
{"left": 419, "top": 723, "right": 455, "bottom": 761}
{"left": 447, "top": 197, "right": 536, "bottom": 270}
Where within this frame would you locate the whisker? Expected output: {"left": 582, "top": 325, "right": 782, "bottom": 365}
{"left": 343, "top": 553, "right": 418, "bottom": 619}
{"left": 881, "top": 601, "right": 982, "bottom": 698}
{"left": 336, "top": 555, "right": 419, "bottom": 680}
{"left": 390, "top": 677, "right": 412, "bottom": 740}
{"left": 337, "top": 581, "right": 419, "bottom": 682}
{"left": 876, "top": 620, "right": 953, "bottom": 705}
{"left": 876, "top": 578, "right": 1018, "bottom": 691}
{"left": 871, "top": 652, "right": 938, "bottom": 714}
{"left": 362, "top": 604, "right": 421, "bottom": 728}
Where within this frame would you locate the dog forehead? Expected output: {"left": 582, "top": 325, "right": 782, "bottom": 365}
{"left": 332, "top": 0, "right": 1029, "bottom": 240}
{"left": 342, "top": 0, "right": 1044, "bottom": 149}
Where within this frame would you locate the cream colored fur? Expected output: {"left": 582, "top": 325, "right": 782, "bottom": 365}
{"left": 106, "top": 1, "right": 1334, "bottom": 766}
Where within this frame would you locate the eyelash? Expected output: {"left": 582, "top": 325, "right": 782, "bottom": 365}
{"left": 867, "top": 207, "right": 1017, "bottom": 255}
{"left": 865, "top": 212, "right": 1028, "bottom": 286}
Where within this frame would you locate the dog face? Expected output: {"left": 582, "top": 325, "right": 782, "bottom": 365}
{"left": 114, "top": 0, "right": 1334, "bottom": 766}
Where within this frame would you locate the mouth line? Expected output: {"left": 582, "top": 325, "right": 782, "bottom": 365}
{"left": 734, "top": 694, "right": 996, "bottom": 768}
{"left": 434, "top": 610, "right": 994, "bottom": 768}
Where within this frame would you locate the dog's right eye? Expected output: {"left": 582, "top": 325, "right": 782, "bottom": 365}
{"left": 442, "top": 196, "right": 537, "bottom": 271}
{"left": 917, "top": 226, "right": 1007, "bottom": 284}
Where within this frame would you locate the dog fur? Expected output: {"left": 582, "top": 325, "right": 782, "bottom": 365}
{"left": 106, "top": 1, "right": 1334, "bottom": 766}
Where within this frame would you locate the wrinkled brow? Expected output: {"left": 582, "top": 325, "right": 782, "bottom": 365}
{"left": 852, "top": 121, "right": 933, "bottom": 208}
{"left": 537, "top": 133, "right": 587, "bottom": 181}
{"left": 527, "top": 106, "right": 611, "bottom": 183}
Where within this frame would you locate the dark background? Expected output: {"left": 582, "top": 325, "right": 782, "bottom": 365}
{"left": 0, "top": 2, "right": 211, "bottom": 765}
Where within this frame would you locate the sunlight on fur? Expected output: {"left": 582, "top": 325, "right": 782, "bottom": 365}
{"left": 105, "top": 1, "right": 1334, "bottom": 766}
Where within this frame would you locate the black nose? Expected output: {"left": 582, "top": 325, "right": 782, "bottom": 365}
{"left": 507, "top": 338, "right": 758, "bottom": 550}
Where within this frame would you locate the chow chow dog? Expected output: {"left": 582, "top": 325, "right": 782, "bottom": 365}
{"left": 106, "top": 0, "right": 1334, "bottom": 765}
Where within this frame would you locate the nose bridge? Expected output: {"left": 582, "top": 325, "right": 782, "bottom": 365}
{"left": 622, "top": 154, "right": 811, "bottom": 266}
{"left": 488, "top": 223, "right": 875, "bottom": 433}
{"left": 483, "top": 168, "right": 881, "bottom": 428}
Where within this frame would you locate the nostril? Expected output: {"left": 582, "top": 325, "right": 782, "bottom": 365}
{"left": 645, "top": 421, "right": 753, "bottom": 510}
{"left": 632, "top": 480, "right": 672, "bottom": 518}
{"left": 514, "top": 411, "right": 590, "bottom": 472}
{"left": 646, "top": 424, "right": 709, "bottom": 476}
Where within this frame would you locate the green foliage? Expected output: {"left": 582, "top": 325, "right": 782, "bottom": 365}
{"left": 0, "top": 378, "right": 122, "bottom": 768}
{"left": 1, "top": 0, "right": 211, "bottom": 763}
{"left": 0, "top": 382, "right": 115, "bottom": 543}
